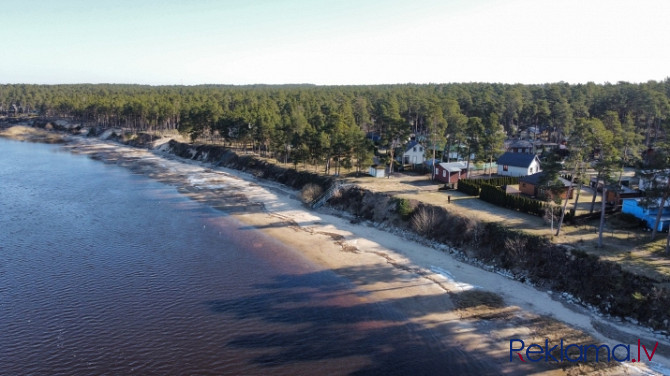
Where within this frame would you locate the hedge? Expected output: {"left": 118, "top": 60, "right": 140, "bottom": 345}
{"left": 457, "top": 179, "right": 481, "bottom": 196}
{"left": 459, "top": 176, "right": 520, "bottom": 188}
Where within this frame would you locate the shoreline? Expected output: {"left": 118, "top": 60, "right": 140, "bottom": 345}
{"left": 2, "top": 125, "right": 669, "bottom": 374}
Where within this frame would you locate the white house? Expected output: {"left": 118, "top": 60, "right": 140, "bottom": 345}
{"left": 496, "top": 152, "right": 541, "bottom": 177}
{"left": 402, "top": 141, "right": 426, "bottom": 165}
{"left": 446, "top": 143, "right": 475, "bottom": 161}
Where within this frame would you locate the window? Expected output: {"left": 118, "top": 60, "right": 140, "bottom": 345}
{"left": 413, "top": 147, "right": 417, "bottom": 152}
{"left": 443, "top": 170, "right": 446, "bottom": 177}
{"left": 530, "top": 167, "right": 534, "bottom": 173}
{"left": 419, "top": 147, "right": 423, "bottom": 152}
{"left": 503, "top": 165, "right": 509, "bottom": 171}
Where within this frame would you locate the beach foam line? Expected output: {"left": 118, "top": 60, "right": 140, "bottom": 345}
{"left": 430, "top": 265, "right": 478, "bottom": 292}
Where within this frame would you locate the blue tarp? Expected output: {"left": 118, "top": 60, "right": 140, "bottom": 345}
{"left": 622, "top": 198, "right": 670, "bottom": 231}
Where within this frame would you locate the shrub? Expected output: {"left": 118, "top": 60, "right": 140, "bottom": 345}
{"left": 395, "top": 198, "right": 413, "bottom": 219}
{"left": 504, "top": 236, "right": 529, "bottom": 262}
{"left": 411, "top": 205, "right": 440, "bottom": 235}
{"left": 301, "top": 183, "right": 323, "bottom": 204}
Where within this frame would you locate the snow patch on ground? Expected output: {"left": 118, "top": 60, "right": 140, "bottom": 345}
{"left": 99, "top": 129, "right": 122, "bottom": 140}
{"left": 430, "top": 265, "right": 478, "bottom": 291}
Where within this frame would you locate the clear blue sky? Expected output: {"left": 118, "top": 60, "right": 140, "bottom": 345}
{"left": 2, "top": 0, "right": 668, "bottom": 85}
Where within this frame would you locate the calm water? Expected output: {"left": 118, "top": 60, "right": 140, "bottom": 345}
{"left": 0, "top": 138, "right": 499, "bottom": 375}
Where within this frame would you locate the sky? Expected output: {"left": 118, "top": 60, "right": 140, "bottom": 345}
{"left": 1, "top": 0, "right": 669, "bottom": 86}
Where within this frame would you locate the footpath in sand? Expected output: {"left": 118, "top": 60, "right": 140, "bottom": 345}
{"left": 3, "top": 126, "right": 670, "bottom": 375}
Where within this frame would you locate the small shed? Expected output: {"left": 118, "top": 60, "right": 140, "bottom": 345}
{"left": 369, "top": 165, "right": 386, "bottom": 178}
{"left": 519, "top": 172, "right": 573, "bottom": 200}
{"left": 434, "top": 161, "right": 468, "bottom": 185}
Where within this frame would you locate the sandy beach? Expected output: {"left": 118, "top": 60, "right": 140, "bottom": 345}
{"left": 3, "top": 125, "right": 670, "bottom": 375}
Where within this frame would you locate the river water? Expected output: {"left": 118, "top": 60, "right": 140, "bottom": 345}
{"left": 0, "top": 138, "right": 499, "bottom": 375}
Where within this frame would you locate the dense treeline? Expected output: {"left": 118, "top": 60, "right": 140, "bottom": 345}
{"left": 1, "top": 80, "right": 669, "bottom": 173}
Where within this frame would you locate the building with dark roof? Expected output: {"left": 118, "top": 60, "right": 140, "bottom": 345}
{"left": 401, "top": 141, "right": 425, "bottom": 165}
{"left": 519, "top": 172, "right": 573, "bottom": 200}
{"left": 508, "top": 140, "right": 534, "bottom": 154}
{"left": 496, "top": 152, "right": 541, "bottom": 177}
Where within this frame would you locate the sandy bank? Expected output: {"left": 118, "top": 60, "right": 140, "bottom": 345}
{"left": 0, "top": 124, "right": 67, "bottom": 143}
{"left": 6, "top": 127, "right": 669, "bottom": 374}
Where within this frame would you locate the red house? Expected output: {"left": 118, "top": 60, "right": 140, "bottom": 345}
{"left": 434, "top": 161, "right": 469, "bottom": 185}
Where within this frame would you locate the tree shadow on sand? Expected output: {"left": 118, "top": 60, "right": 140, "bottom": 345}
{"left": 204, "top": 263, "right": 623, "bottom": 375}
{"left": 205, "top": 264, "right": 509, "bottom": 375}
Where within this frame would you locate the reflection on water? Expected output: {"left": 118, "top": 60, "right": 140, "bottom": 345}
{"left": 0, "top": 138, "right": 499, "bottom": 375}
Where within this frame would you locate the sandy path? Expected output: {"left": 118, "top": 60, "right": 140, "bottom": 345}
{"left": 4, "top": 129, "right": 669, "bottom": 374}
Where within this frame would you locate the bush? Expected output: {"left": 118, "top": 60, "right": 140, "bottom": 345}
{"left": 411, "top": 205, "right": 440, "bottom": 235}
{"left": 395, "top": 198, "right": 413, "bottom": 219}
{"left": 301, "top": 183, "right": 323, "bottom": 204}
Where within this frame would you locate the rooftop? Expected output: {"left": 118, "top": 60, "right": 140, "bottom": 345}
{"left": 497, "top": 152, "right": 538, "bottom": 167}
{"left": 520, "top": 172, "right": 571, "bottom": 187}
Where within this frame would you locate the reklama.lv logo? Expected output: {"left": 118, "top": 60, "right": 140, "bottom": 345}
{"left": 510, "top": 339, "right": 659, "bottom": 363}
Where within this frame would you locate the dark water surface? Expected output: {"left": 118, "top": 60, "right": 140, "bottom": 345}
{"left": 0, "top": 138, "right": 498, "bottom": 375}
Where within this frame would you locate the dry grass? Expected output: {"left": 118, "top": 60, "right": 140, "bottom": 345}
{"left": 300, "top": 183, "right": 323, "bottom": 204}
{"left": 0, "top": 125, "right": 65, "bottom": 143}
{"left": 410, "top": 206, "right": 440, "bottom": 235}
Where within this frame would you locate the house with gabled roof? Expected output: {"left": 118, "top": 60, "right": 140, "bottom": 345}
{"left": 507, "top": 140, "right": 534, "bottom": 154}
{"left": 496, "top": 152, "right": 541, "bottom": 177}
{"left": 519, "top": 172, "right": 573, "bottom": 200}
{"left": 401, "top": 141, "right": 425, "bottom": 165}
{"left": 434, "top": 161, "right": 468, "bottom": 185}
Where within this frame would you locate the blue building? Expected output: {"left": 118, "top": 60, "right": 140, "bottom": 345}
{"left": 622, "top": 198, "right": 670, "bottom": 232}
